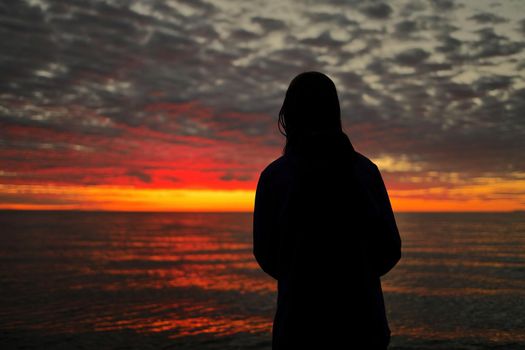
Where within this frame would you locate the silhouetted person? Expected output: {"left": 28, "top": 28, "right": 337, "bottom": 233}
{"left": 253, "top": 72, "right": 401, "bottom": 349}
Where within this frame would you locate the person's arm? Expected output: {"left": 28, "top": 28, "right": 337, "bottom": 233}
{"left": 370, "top": 164, "right": 402, "bottom": 276}
{"left": 253, "top": 169, "right": 279, "bottom": 280}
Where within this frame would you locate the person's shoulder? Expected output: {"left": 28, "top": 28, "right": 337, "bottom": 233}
{"left": 260, "top": 155, "right": 288, "bottom": 178}
{"left": 353, "top": 151, "right": 379, "bottom": 172}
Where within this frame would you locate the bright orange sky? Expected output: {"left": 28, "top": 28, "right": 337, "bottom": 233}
{"left": 1, "top": 101, "right": 525, "bottom": 212}
{"left": 1, "top": 1, "right": 525, "bottom": 212}
{"left": 1, "top": 185, "right": 524, "bottom": 212}
{"left": 1, "top": 149, "right": 524, "bottom": 212}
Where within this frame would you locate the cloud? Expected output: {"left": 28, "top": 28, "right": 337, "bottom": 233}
{"left": 394, "top": 20, "right": 419, "bottom": 38}
{"left": 399, "top": 1, "right": 427, "bottom": 17}
{"left": 127, "top": 170, "right": 152, "bottom": 183}
{"left": 468, "top": 13, "right": 508, "bottom": 24}
{"left": 440, "top": 82, "right": 480, "bottom": 100}
{"left": 470, "top": 28, "right": 524, "bottom": 58}
{"left": 307, "top": 12, "right": 359, "bottom": 27}
{"left": 393, "top": 48, "right": 431, "bottom": 66}
{"left": 300, "top": 31, "right": 347, "bottom": 49}
{"left": 435, "top": 33, "right": 462, "bottom": 53}
{"left": 252, "top": 16, "right": 286, "bottom": 31}
{"left": 176, "top": 0, "right": 217, "bottom": 14}
{"left": 359, "top": 2, "right": 393, "bottom": 19}
{"left": 220, "top": 172, "right": 252, "bottom": 182}
{"left": 430, "top": 0, "right": 459, "bottom": 11}
{"left": 473, "top": 75, "right": 513, "bottom": 92}
{"left": 518, "top": 19, "right": 525, "bottom": 35}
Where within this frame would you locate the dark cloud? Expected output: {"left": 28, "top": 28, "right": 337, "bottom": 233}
{"left": 471, "top": 28, "right": 524, "bottom": 58}
{"left": 440, "top": 82, "right": 481, "bottom": 100}
{"left": 308, "top": 12, "right": 359, "bottom": 27}
{"left": 366, "top": 59, "right": 389, "bottom": 75}
{"left": 393, "top": 17, "right": 458, "bottom": 42}
{"left": 220, "top": 172, "right": 252, "bottom": 182}
{"left": 400, "top": 1, "right": 427, "bottom": 17}
{"left": 419, "top": 62, "right": 453, "bottom": 72}
{"left": 518, "top": 19, "right": 525, "bottom": 35}
{"left": 127, "top": 170, "right": 152, "bottom": 183}
{"left": 393, "top": 48, "right": 431, "bottom": 66}
{"left": 468, "top": 13, "right": 508, "bottom": 24}
{"left": 394, "top": 20, "right": 419, "bottom": 38}
{"left": 473, "top": 75, "right": 513, "bottom": 92}
{"left": 359, "top": 2, "right": 393, "bottom": 19}
{"left": 430, "top": 0, "right": 458, "bottom": 11}
{"left": 301, "top": 31, "right": 346, "bottom": 49}
{"left": 415, "top": 14, "right": 458, "bottom": 33}
{"left": 252, "top": 17, "right": 286, "bottom": 32}
{"left": 435, "top": 33, "right": 462, "bottom": 53}
{"left": 177, "top": 0, "right": 217, "bottom": 14}
{"left": 0, "top": 193, "right": 79, "bottom": 206}
{"left": 229, "top": 28, "right": 261, "bottom": 41}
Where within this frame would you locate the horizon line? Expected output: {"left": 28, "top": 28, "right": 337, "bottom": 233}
{"left": 0, "top": 208, "right": 523, "bottom": 214}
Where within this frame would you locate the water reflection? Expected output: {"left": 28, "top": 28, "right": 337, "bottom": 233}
{"left": 0, "top": 211, "right": 524, "bottom": 348}
{"left": 0, "top": 212, "right": 275, "bottom": 340}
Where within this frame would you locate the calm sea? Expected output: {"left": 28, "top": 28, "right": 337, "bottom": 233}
{"left": 0, "top": 211, "right": 524, "bottom": 349}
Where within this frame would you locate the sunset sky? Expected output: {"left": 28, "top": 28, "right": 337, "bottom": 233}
{"left": 1, "top": 0, "right": 524, "bottom": 211}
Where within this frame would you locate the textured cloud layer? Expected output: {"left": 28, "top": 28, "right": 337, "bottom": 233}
{"left": 1, "top": 0, "right": 524, "bottom": 209}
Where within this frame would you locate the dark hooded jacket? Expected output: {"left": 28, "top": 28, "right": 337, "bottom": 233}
{"left": 253, "top": 130, "right": 401, "bottom": 349}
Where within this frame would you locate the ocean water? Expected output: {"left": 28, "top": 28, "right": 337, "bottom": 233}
{"left": 0, "top": 211, "right": 524, "bottom": 349}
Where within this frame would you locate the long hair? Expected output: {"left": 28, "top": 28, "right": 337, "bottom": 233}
{"left": 278, "top": 72, "right": 343, "bottom": 155}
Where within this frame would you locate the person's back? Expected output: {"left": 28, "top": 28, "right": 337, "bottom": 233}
{"left": 253, "top": 72, "right": 401, "bottom": 349}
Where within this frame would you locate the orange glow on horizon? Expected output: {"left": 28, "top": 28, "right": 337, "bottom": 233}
{"left": 1, "top": 181, "right": 524, "bottom": 212}
{"left": 389, "top": 197, "right": 522, "bottom": 212}
{"left": 0, "top": 184, "right": 254, "bottom": 212}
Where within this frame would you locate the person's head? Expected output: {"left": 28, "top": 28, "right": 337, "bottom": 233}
{"left": 278, "top": 71, "right": 342, "bottom": 154}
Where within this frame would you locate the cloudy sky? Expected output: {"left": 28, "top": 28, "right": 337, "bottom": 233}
{"left": 1, "top": 0, "right": 524, "bottom": 211}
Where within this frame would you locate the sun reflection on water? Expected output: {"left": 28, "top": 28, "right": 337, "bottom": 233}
{"left": 0, "top": 211, "right": 524, "bottom": 347}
